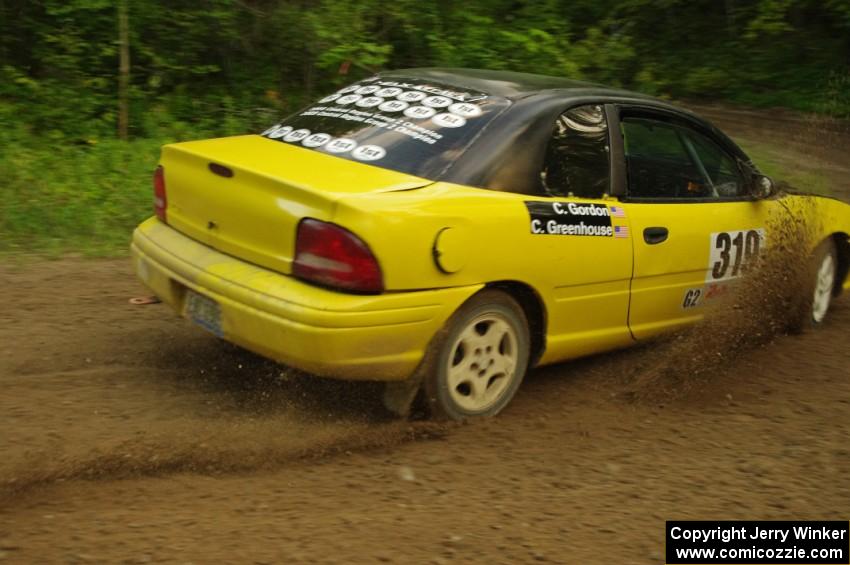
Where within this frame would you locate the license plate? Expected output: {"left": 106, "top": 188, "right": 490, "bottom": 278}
{"left": 185, "top": 290, "right": 223, "bottom": 337}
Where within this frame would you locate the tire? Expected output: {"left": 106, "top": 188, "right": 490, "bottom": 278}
{"left": 793, "top": 239, "right": 838, "bottom": 330}
{"left": 423, "top": 290, "right": 530, "bottom": 420}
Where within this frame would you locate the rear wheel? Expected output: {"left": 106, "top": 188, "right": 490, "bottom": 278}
{"left": 424, "top": 290, "right": 530, "bottom": 420}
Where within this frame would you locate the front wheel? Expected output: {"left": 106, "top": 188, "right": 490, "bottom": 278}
{"left": 811, "top": 241, "right": 838, "bottom": 325}
{"left": 791, "top": 239, "right": 838, "bottom": 332}
{"left": 424, "top": 290, "right": 530, "bottom": 420}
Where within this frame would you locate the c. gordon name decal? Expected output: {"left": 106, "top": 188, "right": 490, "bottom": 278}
{"left": 525, "top": 201, "right": 614, "bottom": 237}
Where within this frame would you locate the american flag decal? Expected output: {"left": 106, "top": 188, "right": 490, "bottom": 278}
{"left": 609, "top": 206, "right": 626, "bottom": 218}
{"left": 614, "top": 226, "right": 629, "bottom": 238}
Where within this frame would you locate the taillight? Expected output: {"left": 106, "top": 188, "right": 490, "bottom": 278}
{"left": 293, "top": 219, "right": 383, "bottom": 294}
{"left": 153, "top": 165, "right": 167, "bottom": 223}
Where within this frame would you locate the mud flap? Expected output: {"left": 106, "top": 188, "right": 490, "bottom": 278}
{"left": 382, "top": 373, "right": 424, "bottom": 418}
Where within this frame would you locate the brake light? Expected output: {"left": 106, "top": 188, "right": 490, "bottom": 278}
{"left": 293, "top": 219, "right": 383, "bottom": 294}
{"left": 153, "top": 165, "right": 167, "bottom": 223}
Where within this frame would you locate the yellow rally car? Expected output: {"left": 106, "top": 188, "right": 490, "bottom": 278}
{"left": 132, "top": 68, "right": 850, "bottom": 419}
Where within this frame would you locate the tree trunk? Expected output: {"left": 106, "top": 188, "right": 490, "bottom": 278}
{"left": 118, "top": 0, "right": 130, "bottom": 140}
{"left": 725, "top": 0, "right": 735, "bottom": 37}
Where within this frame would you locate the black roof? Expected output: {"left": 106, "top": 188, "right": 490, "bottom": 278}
{"left": 374, "top": 67, "right": 750, "bottom": 195}
{"left": 379, "top": 67, "right": 658, "bottom": 102}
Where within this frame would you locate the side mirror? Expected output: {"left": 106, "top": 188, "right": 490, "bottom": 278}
{"left": 750, "top": 175, "right": 776, "bottom": 199}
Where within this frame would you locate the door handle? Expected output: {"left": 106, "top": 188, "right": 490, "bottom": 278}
{"left": 643, "top": 227, "right": 669, "bottom": 244}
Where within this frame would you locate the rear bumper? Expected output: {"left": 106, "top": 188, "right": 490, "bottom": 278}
{"left": 131, "top": 218, "right": 482, "bottom": 380}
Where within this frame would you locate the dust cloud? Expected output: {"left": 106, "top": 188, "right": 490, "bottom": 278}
{"left": 0, "top": 340, "right": 452, "bottom": 504}
{"left": 622, "top": 198, "right": 820, "bottom": 400}
{"left": 0, "top": 416, "right": 449, "bottom": 504}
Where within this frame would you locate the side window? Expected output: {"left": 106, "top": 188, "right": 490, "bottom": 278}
{"left": 622, "top": 118, "right": 688, "bottom": 162}
{"left": 683, "top": 130, "right": 745, "bottom": 196}
{"left": 621, "top": 117, "right": 704, "bottom": 198}
{"left": 541, "top": 105, "right": 610, "bottom": 198}
{"left": 621, "top": 115, "right": 745, "bottom": 199}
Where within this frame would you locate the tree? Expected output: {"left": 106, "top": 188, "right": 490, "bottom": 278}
{"left": 118, "top": 0, "right": 130, "bottom": 140}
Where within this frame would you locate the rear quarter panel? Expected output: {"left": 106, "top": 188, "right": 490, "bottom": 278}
{"left": 333, "top": 182, "right": 635, "bottom": 363}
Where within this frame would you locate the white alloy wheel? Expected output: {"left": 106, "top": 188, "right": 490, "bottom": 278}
{"left": 424, "top": 290, "right": 530, "bottom": 420}
{"left": 812, "top": 247, "right": 837, "bottom": 324}
{"left": 446, "top": 313, "right": 519, "bottom": 412}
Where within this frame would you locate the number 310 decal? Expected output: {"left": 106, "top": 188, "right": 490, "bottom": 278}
{"left": 706, "top": 229, "right": 765, "bottom": 282}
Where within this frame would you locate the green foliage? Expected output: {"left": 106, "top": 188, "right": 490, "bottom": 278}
{"left": 0, "top": 0, "right": 848, "bottom": 253}
{"left": 0, "top": 95, "right": 256, "bottom": 255}
{"left": 0, "top": 134, "right": 162, "bottom": 255}
{"left": 2, "top": 0, "right": 848, "bottom": 138}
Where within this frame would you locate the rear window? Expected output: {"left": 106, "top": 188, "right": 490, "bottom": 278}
{"left": 260, "top": 76, "right": 510, "bottom": 179}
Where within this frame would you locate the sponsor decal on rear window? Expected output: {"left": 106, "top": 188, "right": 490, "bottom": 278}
{"left": 260, "top": 76, "right": 510, "bottom": 179}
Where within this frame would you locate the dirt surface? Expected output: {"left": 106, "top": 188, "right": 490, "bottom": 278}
{"left": 1, "top": 258, "right": 849, "bottom": 564}
{"left": 2, "top": 110, "right": 850, "bottom": 564}
{"left": 687, "top": 102, "right": 850, "bottom": 202}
